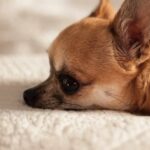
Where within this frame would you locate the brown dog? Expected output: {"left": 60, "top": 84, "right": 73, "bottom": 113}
{"left": 24, "top": 0, "right": 150, "bottom": 113}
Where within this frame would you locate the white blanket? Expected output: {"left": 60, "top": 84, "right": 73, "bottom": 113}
{"left": 0, "top": 55, "right": 150, "bottom": 150}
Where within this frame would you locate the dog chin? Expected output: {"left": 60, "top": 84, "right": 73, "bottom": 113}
{"left": 59, "top": 103, "right": 88, "bottom": 110}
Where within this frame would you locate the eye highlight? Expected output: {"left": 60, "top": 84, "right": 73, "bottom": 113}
{"left": 58, "top": 74, "right": 80, "bottom": 95}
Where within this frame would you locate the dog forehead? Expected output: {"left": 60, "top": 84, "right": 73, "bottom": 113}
{"left": 50, "top": 18, "right": 113, "bottom": 72}
{"left": 56, "top": 18, "right": 110, "bottom": 45}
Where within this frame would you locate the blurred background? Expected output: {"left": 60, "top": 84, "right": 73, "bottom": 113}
{"left": 0, "top": 0, "right": 122, "bottom": 56}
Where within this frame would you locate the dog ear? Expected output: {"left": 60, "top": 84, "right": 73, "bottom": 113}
{"left": 90, "top": 0, "right": 115, "bottom": 20}
{"left": 112, "top": 0, "right": 150, "bottom": 67}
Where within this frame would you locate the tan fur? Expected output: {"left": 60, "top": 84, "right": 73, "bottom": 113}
{"left": 24, "top": 0, "right": 150, "bottom": 114}
{"left": 90, "top": 0, "right": 115, "bottom": 20}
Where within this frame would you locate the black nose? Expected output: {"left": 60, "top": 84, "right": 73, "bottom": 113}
{"left": 23, "top": 89, "right": 38, "bottom": 107}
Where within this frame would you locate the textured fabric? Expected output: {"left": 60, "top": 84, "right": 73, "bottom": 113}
{"left": 0, "top": 0, "right": 122, "bottom": 55}
{"left": 0, "top": 56, "right": 150, "bottom": 150}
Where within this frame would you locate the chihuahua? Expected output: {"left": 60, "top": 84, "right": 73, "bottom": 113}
{"left": 24, "top": 0, "right": 150, "bottom": 113}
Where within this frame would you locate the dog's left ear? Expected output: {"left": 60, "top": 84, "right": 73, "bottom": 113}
{"left": 112, "top": 0, "right": 150, "bottom": 68}
{"left": 90, "top": 0, "right": 115, "bottom": 20}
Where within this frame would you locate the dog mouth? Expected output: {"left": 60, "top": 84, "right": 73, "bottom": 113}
{"left": 24, "top": 98, "right": 86, "bottom": 111}
{"left": 24, "top": 96, "right": 86, "bottom": 111}
{"left": 23, "top": 89, "right": 104, "bottom": 111}
{"left": 23, "top": 88, "right": 86, "bottom": 110}
{"left": 23, "top": 88, "right": 103, "bottom": 110}
{"left": 59, "top": 103, "right": 87, "bottom": 110}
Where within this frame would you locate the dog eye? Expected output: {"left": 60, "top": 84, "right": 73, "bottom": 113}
{"left": 58, "top": 74, "right": 80, "bottom": 95}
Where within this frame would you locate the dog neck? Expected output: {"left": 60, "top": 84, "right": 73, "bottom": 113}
{"left": 135, "top": 60, "right": 150, "bottom": 113}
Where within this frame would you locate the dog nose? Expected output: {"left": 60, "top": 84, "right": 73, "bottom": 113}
{"left": 23, "top": 89, "right": 38, "bottom": 107}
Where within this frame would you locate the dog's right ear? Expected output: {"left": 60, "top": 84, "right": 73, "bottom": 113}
{"left": 112, "top": 0, "right": 150, "bottom": 69}
{"left": 89, "top": 0, "right": 115, "bottom": 20}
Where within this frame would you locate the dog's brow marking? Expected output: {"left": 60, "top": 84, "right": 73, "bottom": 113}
{"left": 51, "top": 48, "right": 65, "bottom": 72}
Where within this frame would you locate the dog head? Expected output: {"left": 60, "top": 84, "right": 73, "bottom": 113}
{"left": 24, "top": 0, "right": 150, "bottom": 112}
